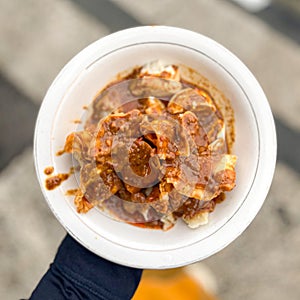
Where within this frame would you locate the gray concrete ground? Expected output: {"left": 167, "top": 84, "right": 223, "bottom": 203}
{"left": 0, "top": 0, "right": 299, "bottom": 299}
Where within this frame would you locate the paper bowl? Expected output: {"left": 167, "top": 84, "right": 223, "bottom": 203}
{"left": 34, "top": 26, "right": 276, "bottom": 269}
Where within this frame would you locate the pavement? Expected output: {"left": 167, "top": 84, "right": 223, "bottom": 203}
{"left": 0, "top": 0, "right": 299, "bottom": 299}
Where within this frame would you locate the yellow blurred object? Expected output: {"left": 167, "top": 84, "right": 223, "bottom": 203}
{"left": 133, "top": 268, "right": 217, "bottom": 300}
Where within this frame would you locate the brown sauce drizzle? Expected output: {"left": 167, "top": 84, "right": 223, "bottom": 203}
{"left": 45, "top": 173, "right": 69, "bottom": 190}
{"left": 44, "top": 166, "right": 54, "bottom": 175}
{"left": 128, "top": 220, "right": 165, "bottom": 230}
{"left": 44, "top": 167, "right": 76, "bottom": 190}
{"left": 56, "top": 149, "right": 65, "bottom": 156}
{"left": 65, "top": 189, "right": 79, "bottom": 196}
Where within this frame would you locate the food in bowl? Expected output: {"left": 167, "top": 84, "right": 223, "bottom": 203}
{"left": 60, "top": 60, "right": 237, "bottom": 230}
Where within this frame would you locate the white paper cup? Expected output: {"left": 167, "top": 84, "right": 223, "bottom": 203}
{"left": 34, "top": 26, "right": 276, "bottom": 268}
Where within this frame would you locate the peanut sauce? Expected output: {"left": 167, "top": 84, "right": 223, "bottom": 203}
{"left": 128, "top": 221, "right": 165, "bottom": 230}
{"left": 69, "top": 166, "right": 75, "bottom": 174}
{"left": 45, "top": 167, "right": 75, "bottom": 190}
{"left": 65, "top": 189, "right": 79, "bottom": 196}
{"left": 56, "top": 133, "right": 76, "bottom": 156}
{"left": 45, "top": 173, "right": 69, "bottom": 190}
{"left": 56, "top": 149, "right": 65, "bottom": 156}
{"left": 44, "top": 166, "right": 54, "bottom": 175}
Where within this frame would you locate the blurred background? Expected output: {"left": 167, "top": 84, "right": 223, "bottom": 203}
{"left": 0, "top": 0, "right": 299, "bottom": 299}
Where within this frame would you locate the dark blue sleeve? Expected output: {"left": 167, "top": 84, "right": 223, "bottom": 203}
{"left": 29, "top": 234, "right": 142, "bottom": 300}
